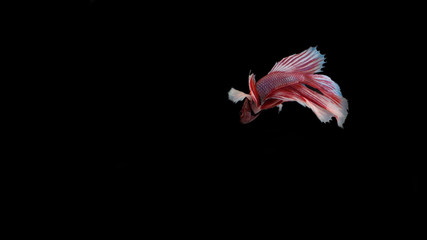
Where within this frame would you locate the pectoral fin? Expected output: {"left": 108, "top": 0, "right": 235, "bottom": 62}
{"left": 228, "top": 88, "right": 251, "bottom": 103}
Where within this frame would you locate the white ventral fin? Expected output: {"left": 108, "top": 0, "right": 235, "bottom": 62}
{"left": 269, "top": 47, "right": 325, "bottom": 74}
{"left": 277, "top": 104, "right": 283, "bottom": 113}
{"left": 228, "top": 88, "right": 251, "bottom": 103}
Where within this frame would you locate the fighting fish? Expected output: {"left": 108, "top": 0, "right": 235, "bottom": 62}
{"left": 228, "top": 47, "right": 348, "bottom": 128}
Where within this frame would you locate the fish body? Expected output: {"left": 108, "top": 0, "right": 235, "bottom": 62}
{"left": 256, "top": 72, "right": 303, "bottom": 102}
{"left": 228, "top": 47, "right": 348, "bottom": 127}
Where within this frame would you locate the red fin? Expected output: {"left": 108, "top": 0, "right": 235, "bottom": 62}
{"left": 308, "top": 74, "right": 343, "bottom": 103}
{"left": 249, "top": 74, "right": 260, "bottom": 106}
{"left": 296, "top": 84, "right": 348, "bottom": 128}
{"left": 266, "top": 83, "right": 348, "bottom": 128}
{"left": 269, "top": 47, "right": 325, "bottom": 74}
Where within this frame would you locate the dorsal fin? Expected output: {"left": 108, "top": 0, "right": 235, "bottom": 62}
{"left": 269, "top": 47, "right": 325, "bottom": 74}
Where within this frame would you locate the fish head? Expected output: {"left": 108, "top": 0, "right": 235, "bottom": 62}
{"left": 240, "top": 98, "right": 260, "bottom": 124}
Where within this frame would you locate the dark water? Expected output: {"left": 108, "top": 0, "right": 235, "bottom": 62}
{"left": 82, "top": 2, "right": 423, "bottom": 221}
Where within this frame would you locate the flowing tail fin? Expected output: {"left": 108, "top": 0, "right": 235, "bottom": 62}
{"left": 269, "top": 74, "right": 348, "bottom": 128}
{"left": 304, "top": 74, "right": 348, "bottom": 127}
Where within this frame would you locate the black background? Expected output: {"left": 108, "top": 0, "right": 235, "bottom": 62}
{"left": 83, "top": 1, "right": 424, "bottom": 216}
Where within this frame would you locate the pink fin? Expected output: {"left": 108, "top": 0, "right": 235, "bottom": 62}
{"left": 295, "top": 84, "right": 348, "bottom": 128}
{"left": 310, "top": 74, "right": 342, "bottom": 96}
{"left": 307, "top": 74, "right": 344, "bottom": 105}
{"left": 248, "top": 74, "right": 260, "bottom": 106}
{"left": 266, "top": 84, "right": 348, "bottom": 128}
{"left": 269, "top": 47, "right": 325, "bottom": 74}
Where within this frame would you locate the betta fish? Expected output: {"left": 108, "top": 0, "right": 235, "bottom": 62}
{"left": 228, "top": 47, "right": 348, "bottom": 128}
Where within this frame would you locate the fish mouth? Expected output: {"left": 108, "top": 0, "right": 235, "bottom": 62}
{"left": 241, "top": 104, "right": 260, "bottom": 124}
{"left": 240, "top": 98, "right": 261, "bottom": 124}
